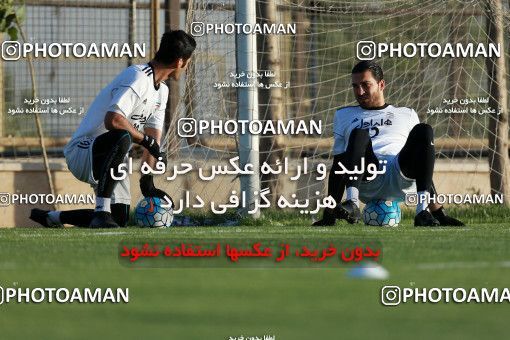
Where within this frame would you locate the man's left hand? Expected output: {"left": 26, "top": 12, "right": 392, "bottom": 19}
{"left": 139, "top": 174, "right": 174, "bottom": 208}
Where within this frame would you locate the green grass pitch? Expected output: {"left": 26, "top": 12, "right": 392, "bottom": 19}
{"left": 1, "top": 206, "right": 510, "bottom": 339}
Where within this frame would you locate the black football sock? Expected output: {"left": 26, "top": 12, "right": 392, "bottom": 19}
{"left": 111, "top": 204, "right": 130, "bottom": 227}
{"left": 92, "top": 129, "right": 132, "bottom": 200}
{"left": 327, "top": 154, "right": 347, "bottom": 204}
{"left": 342, "top": 128, "right": 379, "bottom": 189}
{"left": 398, "top": 123, "right": 435, "bottom": 192}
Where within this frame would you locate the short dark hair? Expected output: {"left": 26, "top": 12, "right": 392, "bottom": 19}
{"left": 154, "top": 30, "right": 197, "bottom": 64}
{"left": 351, "top": 61, "right": 384, "bottom": 82}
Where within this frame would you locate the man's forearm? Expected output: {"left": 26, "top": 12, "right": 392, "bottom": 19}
{"left": 104, "top": 111, "right": 144, "bottom": 143}
{"left": 140, "top": 127, "right": 163, "bottom": 167}
{"left": 141, "top": 149, "right": 157, "bottom": 168}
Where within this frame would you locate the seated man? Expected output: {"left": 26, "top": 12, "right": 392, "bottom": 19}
{"left": 30, "top": 30, "right": 196, "bottom": 228}
{"left": 314, "top": 60, "right": 464, "bottom": 227}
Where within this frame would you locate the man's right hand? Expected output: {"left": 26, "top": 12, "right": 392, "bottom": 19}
{"left": 139, "top": 134, "right": 161, "bottom": 159}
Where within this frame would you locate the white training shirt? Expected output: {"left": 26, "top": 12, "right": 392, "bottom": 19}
{"left": 332, "top": 104, "right": 420, "bottom": 156}
{"left": 69, "top": 63, "right": 168, "bottom": 141}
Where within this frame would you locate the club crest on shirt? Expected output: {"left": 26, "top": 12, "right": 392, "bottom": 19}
{"left": 357, "top": 118, "right": 392, "bottom": 129}
{"left": 350, "top": 115, "right": 393, "bottom": 139}
{"left": 131, "top": 112, "right": 153, "bottom": 130}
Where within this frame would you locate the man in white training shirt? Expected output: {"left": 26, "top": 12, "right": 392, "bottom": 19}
{"left": 313, "top": 61, "right": 464, "bottom": 227}
{"left": 30, "top": 30, "right": 196, "bottom": 228}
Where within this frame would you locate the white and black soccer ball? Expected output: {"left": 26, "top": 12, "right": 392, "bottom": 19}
{"left": 135, "top": 197, "right": 173, "bottom": 228}
{"left": 362, "top": 199, "right": 401, "bottom": 227}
